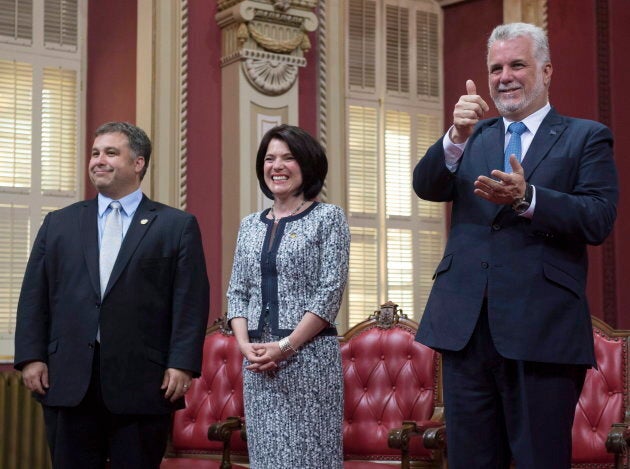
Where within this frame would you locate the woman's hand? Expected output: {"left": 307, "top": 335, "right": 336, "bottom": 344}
{"left": 245, "top": 341, "right": 293, "bottom": 372}
{"left": 238, "top": 342, "right": 260, "bottom": 362}
{"left": 239, "top": 342, "right": 274, "bottom": 372}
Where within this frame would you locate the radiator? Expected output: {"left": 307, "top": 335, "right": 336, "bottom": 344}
{"left": 0, "top": 371, "right": 51, "bottom": 469}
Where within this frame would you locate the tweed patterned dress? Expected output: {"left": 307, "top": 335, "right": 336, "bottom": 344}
{"left": 227, "top": 202, "right": 349, "bottom": 469}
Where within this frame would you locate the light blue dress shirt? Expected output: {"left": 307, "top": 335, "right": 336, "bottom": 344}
{"left": 441, "top": 103, "right": 552, "bottom": 218}
{"left": 97, "top": 188, "right": 143, "bottom": 246}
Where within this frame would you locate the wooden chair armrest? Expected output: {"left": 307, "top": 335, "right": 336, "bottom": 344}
{"left": 388, "top": 420, "right": 446, "bottom": 469}
{"left": 422, "top": 424, "right": 447, "bottom": 450}
{"left": 605, "top": 422, "right": 630, "bottom": 468}
{"left": 240, "top": 421, "right": 247, "bottom": 442}
{"left": 207, "top": 416, "right": 243, "bottom": 442}
{"left": 207, "top": 416, "right": 244, "bottom": 469}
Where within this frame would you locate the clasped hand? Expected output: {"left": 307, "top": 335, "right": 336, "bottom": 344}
{"left": 474, "top": 156, "right": 526, "bottom": 205}
{"left": 240, "top": 342, "right": 290, "bottom": 373}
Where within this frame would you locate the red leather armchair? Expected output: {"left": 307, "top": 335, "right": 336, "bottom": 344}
{"left": 391, "top": 315, "right": 630, "bottom": 469}
{"left": 341, "top": 301, "right": 445, "bottom": 468}
{"left": 572, "top": 316, "right": 630, "bottom": 468}
{"left": 201, "top": 303, "right": 445, "bottom": 468}
{"left": 161, "top": 316, "right": 248, "bottom": 468}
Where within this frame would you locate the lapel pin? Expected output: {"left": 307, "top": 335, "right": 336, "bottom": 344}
{"left": 141, "top": 219, "right": 149, "bottom": 225}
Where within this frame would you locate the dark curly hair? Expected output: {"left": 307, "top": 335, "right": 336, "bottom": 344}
{"left": 255, "top": 124, "right": 327, "bottom": 200}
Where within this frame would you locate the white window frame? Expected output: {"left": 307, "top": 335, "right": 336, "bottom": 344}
{"left": 343, "top": 0, "right": 445, "bottom": 327}
{"left": 0, "top": 0, "right": 86, "bottom": 362}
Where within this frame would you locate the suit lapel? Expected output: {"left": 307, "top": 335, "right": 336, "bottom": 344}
{"left": 488, "top": 109, "right": 566, "bottom": 220}
{"left": 478, "top": 119, "right": 504, "bottom": 175}
{"left": 522, "top": 108, "right": 566, "bottom": 179}
{"left": 80, "top": 199, "right": 101, "bottom": 297}
{"left": 103, "top": 195, "right": 158, "bottom": 298}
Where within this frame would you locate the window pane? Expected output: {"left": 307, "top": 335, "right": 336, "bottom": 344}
{"left": 385, "top": 109, "right": 411, "bottom": 217}
{"left": 0, "top": 59, "right": 32, "bottom": 189}
{"left": 41, "top": 206, "right": 60, "bottom": 220}
{"left": 348, "top": 0, "right": 376, "bottom": 90}
{"left": 416, "top": 9, "right": 439, "bottom": 97}
{"left": 348, "top": 105, "right": 378, "bottom": 215}
{"left": 345, "top": 0, "right": 443, "bottom": 328}
{"left": 0, "top": 0, "right": 84, "bottom": 359}
{"left": 386, "top": 228, "right": 413, "bottom": 317}
{"left": 348, "top": 226, "right": 378, "bottom": 327}
{"left": 41, "top": 66, "right": 77, "bottom": 194}
{"left": 0, "top": 0, "right": 33, "bottom": 44}
{"left": 0, "top": 204, "right": 30, "bottom": 342}
{"left": 44, "top": 0, "right": 78, "bottom": 50}
{"left": 385, "top": 4, "right": 409, "bottom": 93}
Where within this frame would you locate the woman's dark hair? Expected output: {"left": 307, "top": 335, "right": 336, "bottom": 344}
{"left": 255, "top": 124, "right": 328, "bottom": 200}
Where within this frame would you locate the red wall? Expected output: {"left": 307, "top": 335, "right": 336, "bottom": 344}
{"left": 607, "top": 0, "right": 630, "bottom": 328}
{"left": 547, "top": 2, "right": 598, "bottom": 119}
{"left": 547, "top": 2, "right": 605, "bottom": 321}
{"left": 548, "top": 0, "right": 630, "bottom": 327}
{"left": 85, "top": 1, "right": 628, "bottom": 327}
{"left": 186, "top": 0, "right": 223, "bottom": 320}
{"left": 86, "top": 0, "right": 223, "bottom": 320}
{"left": 442, "top": 0, "right": 502, "bottom": 123}
{"left": 85, "top": 0, "right": 138, "bottom": 199}
{"left": 442, "top": 0, "right": 628, "bottom": 327}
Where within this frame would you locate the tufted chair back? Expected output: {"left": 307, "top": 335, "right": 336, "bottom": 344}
{"left": 571, "top": 316, "right": 629, "bottom": 468}
{"left": 341, "top": 301, "right": 443, "bottom": 465}
{"left": 166, "top": 316, "right": 247, "bottom": 459}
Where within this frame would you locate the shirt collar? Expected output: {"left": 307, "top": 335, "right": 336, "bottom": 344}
{"left": 503, "top": 102, "right": 551, "bottom": 136}
{"left": 98, "top": 188, "right": 143, "bottom": 217}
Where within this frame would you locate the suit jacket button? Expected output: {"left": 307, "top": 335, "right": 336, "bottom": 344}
{"left": 481, "top": 262, "right": 489, "bottom": 269}
{"left": 492, "top": 224, "right": 501, "bottom": 231}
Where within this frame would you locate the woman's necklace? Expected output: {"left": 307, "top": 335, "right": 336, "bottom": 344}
{"left": 270, "top": 199, "right": 308, "bottom": 223}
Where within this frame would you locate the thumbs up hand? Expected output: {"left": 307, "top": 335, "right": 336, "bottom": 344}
{"left": 451, "top": 79, "right": 490, "bottom": 143}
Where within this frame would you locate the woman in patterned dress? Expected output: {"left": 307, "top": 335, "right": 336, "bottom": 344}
{"left": 227, "top": 124, "right": 349, "bottom": 469}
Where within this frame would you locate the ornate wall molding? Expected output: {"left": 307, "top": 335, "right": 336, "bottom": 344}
{"left": 316, "top": 0, "right": 346, "bottom": 210}
{"left": 243, "top": 57, "right": 300, "bottom": 95}
{"left": 316, "top": 0, "right": 330, "bottom": 202}
{"left": 503, "top": 0, "right": 547, "bottom": 29}
{"left": 136, "top": 0, "right": 189, "bottom": 210}
{"left": 216, "top": 0, "right": 317, "bottom": 95}
{"left": 178, "top": 0, "right": 189, "bottom": 210}
{"left": 596, "top": 0, "right": 617, "bottom": 326}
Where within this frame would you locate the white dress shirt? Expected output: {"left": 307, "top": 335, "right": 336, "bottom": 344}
{"left": 442, "top": 102, "right": 552, "bottom": 217}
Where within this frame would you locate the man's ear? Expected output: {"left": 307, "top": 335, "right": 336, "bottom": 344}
{"left": 135, "top": 156, "right": 146, "bottom": 174}
{"left": 543, "top": 63, "right": 553, "bottom": 86}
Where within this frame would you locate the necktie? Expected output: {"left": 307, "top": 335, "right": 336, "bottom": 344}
{"left": 504, "top": 121, "right": 527, "bottom": 173}
{"left": 100, "top": 201, "right": 123, "bottom": 297}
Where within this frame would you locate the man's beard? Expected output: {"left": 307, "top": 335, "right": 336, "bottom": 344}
{"left": 492, "top": 73, "right": 546, "bottom": 116}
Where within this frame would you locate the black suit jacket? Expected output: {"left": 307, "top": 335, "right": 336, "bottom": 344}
{"left": 413, "top": 109, "right": 618, "bottom": 366}
{"left": 14, "top": 195, "right": 210, "bottom": 414}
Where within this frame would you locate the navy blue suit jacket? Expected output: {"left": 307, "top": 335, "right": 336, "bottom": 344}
{"left": 14, "top": 195, "right": 210, "bottom": 414}
{"left": 413, "top": 108, "right": 618, "bottom": 366}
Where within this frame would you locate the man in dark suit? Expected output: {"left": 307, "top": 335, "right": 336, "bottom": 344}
{"left": 413, "top": 23, "right": 618, "bottom": 468}
{"left": 14, "top": 122, "right": 210, "bottom": 468}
